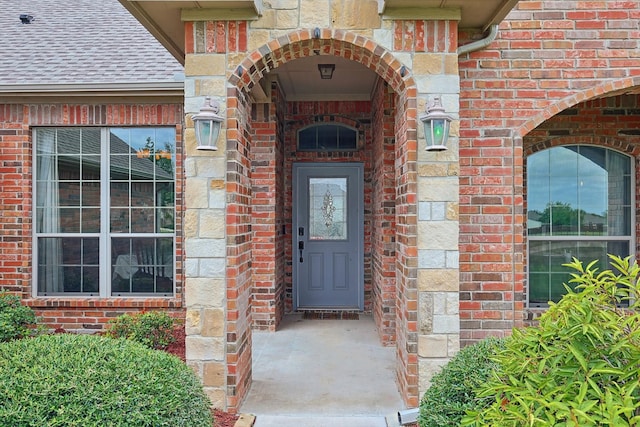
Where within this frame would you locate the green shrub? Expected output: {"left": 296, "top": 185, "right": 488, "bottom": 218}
{"left": 104, "top": 311, "right": 176, "bottom": 350}
{"left": 418, "top": 337, "right": 505, "bottom": 427}
{"left": 0, "top": 293, "right": 38, "bottom": 342}
{"left": 0, "top": 333, "right": 212, "bottom": 426}
{"left": 462, "top": 255, "right": 640, "bottom": 426}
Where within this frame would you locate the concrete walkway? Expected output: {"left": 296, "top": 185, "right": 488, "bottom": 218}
{"left": 240, "top": 314, "right": 406, "bottom": 426}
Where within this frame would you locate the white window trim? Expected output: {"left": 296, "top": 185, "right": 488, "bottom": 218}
{"left": 526, "top": 145, "right": 636, "bottom": 308}
{"left": 32, "top": 127, "right": 177, "bottom": 298}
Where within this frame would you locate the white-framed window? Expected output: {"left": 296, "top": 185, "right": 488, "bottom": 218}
{"left": 527, "top": 145, "right": 633, "bottom": 307}
{"left": 34, "top": 127, "right": 176, "bottom": 297}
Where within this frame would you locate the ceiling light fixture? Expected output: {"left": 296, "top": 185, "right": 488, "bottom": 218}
{"left": 318, "top": 64, "right": 335, "bottom": 80}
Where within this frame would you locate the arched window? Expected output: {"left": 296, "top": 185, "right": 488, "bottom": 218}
{"left": 297, "top": 124, "right": 357, "bottom": 151}
{"left": 527, "top": 145, "right": 633, "bottom": 306}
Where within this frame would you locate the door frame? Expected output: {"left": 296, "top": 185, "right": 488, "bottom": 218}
{"left": 292, "top": 162, "right": 364, "bottom": 311}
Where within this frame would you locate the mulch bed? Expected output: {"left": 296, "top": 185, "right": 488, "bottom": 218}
{"left": 163, "top": 327, "right": 239, "bottom": 427}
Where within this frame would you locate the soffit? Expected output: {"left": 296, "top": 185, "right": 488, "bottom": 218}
{"left": 118, "top": 1, "right": 263, "bottom": 63}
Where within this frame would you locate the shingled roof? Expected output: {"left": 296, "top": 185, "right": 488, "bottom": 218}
{"left": 0, "top": 0, "right": 184, "bottom": 89}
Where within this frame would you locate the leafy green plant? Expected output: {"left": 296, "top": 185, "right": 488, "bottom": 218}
{"left": 418, "top": 337, "right": 505, "bottom": 427}
{"left": 104, "top": 311, "right": 177, "bottom": 350}
{"left": 0, "top": 333, "right": 212, "bottom": 426}
{"left": 463, "top": 255, "right": 640, "bottom": 426}
{"left": 0, "top": 293, "right": 38, "bottom": 342}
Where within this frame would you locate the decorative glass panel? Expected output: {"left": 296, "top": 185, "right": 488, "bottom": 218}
{"left": 309, "top": 178, "right": 347, "bottom": 240}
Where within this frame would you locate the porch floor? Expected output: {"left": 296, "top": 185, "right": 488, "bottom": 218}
{"left": 240, "top": 313, "right": 406, "bottom": 426}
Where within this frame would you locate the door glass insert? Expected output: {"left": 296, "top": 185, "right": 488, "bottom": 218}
{"left": 309, "top": 177, "right": 347, "bottom": 240}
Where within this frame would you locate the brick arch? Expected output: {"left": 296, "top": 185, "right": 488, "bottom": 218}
{"left": 516, "top": 76, "right": 640, "bottom": 139}
{"left": 228, "top": 28, "right": 415, "bottom": 97}
{"left": 525, "top": 136, "right": 640, "bottom": 158}
{"left": 223, "top": 29, "right": 420, "bottom": 410}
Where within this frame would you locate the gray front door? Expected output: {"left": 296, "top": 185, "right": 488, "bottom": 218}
{"left": 293, "top": 163, "right": 364, "bottom": 310}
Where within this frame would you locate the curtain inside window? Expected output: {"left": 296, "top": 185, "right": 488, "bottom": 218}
{"left": 36, "top": 129, "right": 63, "bottom": 293}
{"left": 607, "top": 151, "right": 629, "bottom": 236}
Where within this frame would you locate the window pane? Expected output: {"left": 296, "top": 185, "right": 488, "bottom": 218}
{"left": 338, "top": 126, "right": 357, "bottom": 149}
{"left": 528, "top": 239, "right": 630, "bottom": 306}
{"left": 111, "top": 237, "right": 173, "bottom": 295}
{"left": 58, "top": 182, "right": 79, "bottom": 206}
{"left": 298, "top": 125, "right": 357, "bottom": 151}
{"left": 317, "top": 125, "right": 337, "bottom": 150}
{"left": 37, "top": 237, "right": 99, "bottom": 295}
{"left": 550, "top": 146, "right": 578, "bottom": 176}
{"left": 81, "top": 208, "right": 100, "bottom": 233}
{"left": 110, "top": 127, "right": 175, "bottom": 235}
{"left": 529, "top": 273, "right": 550, "bottom": 305}
{"left": 111, "top": 208, "right": 130, "bottom": 233}
{"left": 59, "top": 208, "right": 80, "bottom": 233}
{"left": 298, "top": 127, "right": 316, "bottom": 150}
{"left": 131, "top": 208, "right": 155, "bottom": 233}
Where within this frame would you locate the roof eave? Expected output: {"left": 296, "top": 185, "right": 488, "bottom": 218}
{"left": 0, "top": 82, "right": 185, "bottom": 103}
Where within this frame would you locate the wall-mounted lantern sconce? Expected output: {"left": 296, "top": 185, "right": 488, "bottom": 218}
{"left": 318, "top": 64, "right": 335, "bottom": 80}
{"left": 420, "top": 96, "right": 453, "bottom": 152}
{"left": 193, "top": 96, "right": 223, "bottom": 151}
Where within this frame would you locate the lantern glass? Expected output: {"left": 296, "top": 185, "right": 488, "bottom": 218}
{"left": 193, "top": 97, "right": 223, "bottom": 151}
{"left": 424, "top": 118, "right": 448, "bottom": 151}
{"left": 196, "top": 119, "right": 221, "bottom": 150}
{"left": 420, "top": 96, "right": 453, "bottom": 152}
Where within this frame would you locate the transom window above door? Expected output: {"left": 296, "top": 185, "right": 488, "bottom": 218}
{"left": 526, "top": 145, "right": 632, "bottom": 307}
{"left": 297, "top": 124, "right": 358, "bottom": 151}
{"left": 34, "top": 127, "right": 176, "bottom": 297}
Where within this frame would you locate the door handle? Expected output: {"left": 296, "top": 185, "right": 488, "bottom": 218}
{"left": 298, "top": 241, "right": 304, "bottom": 262}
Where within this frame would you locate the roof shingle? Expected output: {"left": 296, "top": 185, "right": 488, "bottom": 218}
{"left": 0, "top": 0, "right": 184, "bottom": 86}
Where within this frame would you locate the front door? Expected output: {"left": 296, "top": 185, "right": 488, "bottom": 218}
{"left": 293, "top": 163, "right": 364, "bottom": 310}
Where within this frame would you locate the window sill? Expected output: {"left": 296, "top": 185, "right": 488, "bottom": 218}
{"left": 24, "top": 297, "right": 182, "bottom": 309}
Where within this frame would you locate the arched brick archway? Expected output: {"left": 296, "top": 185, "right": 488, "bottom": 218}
{"left": 517, "top": 76, "right": 640, "bottom": 138}
{"left": 515, "top": 80, "right": 640, "bottom": 326}
{"left": 223, "top": 29, "right": 420, "bottom": 410}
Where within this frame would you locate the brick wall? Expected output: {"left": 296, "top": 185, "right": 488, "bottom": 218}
{"left": 0, "top": 102, "right": 184, "bottom": 330}
{"left": 225, "top": 86, "right": 254, "bottom": 410}
{"left": 371, "top": 78, "right": 398, "bottom": 344}
{"left": 459, "top": 0, "right": 640, "bottom": 346}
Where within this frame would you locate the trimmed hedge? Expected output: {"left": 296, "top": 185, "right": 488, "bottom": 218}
{"left": 0, "top": 334, "right": 212, "bottom": 426}
{"left": 104, "top": 311, "right": 176, "bottom": 350}
{"left": 0, "top": 293, "right": 38, "bottom": 342}
{"left": 418, "top": 337, "right": 505, "bottom": 427}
